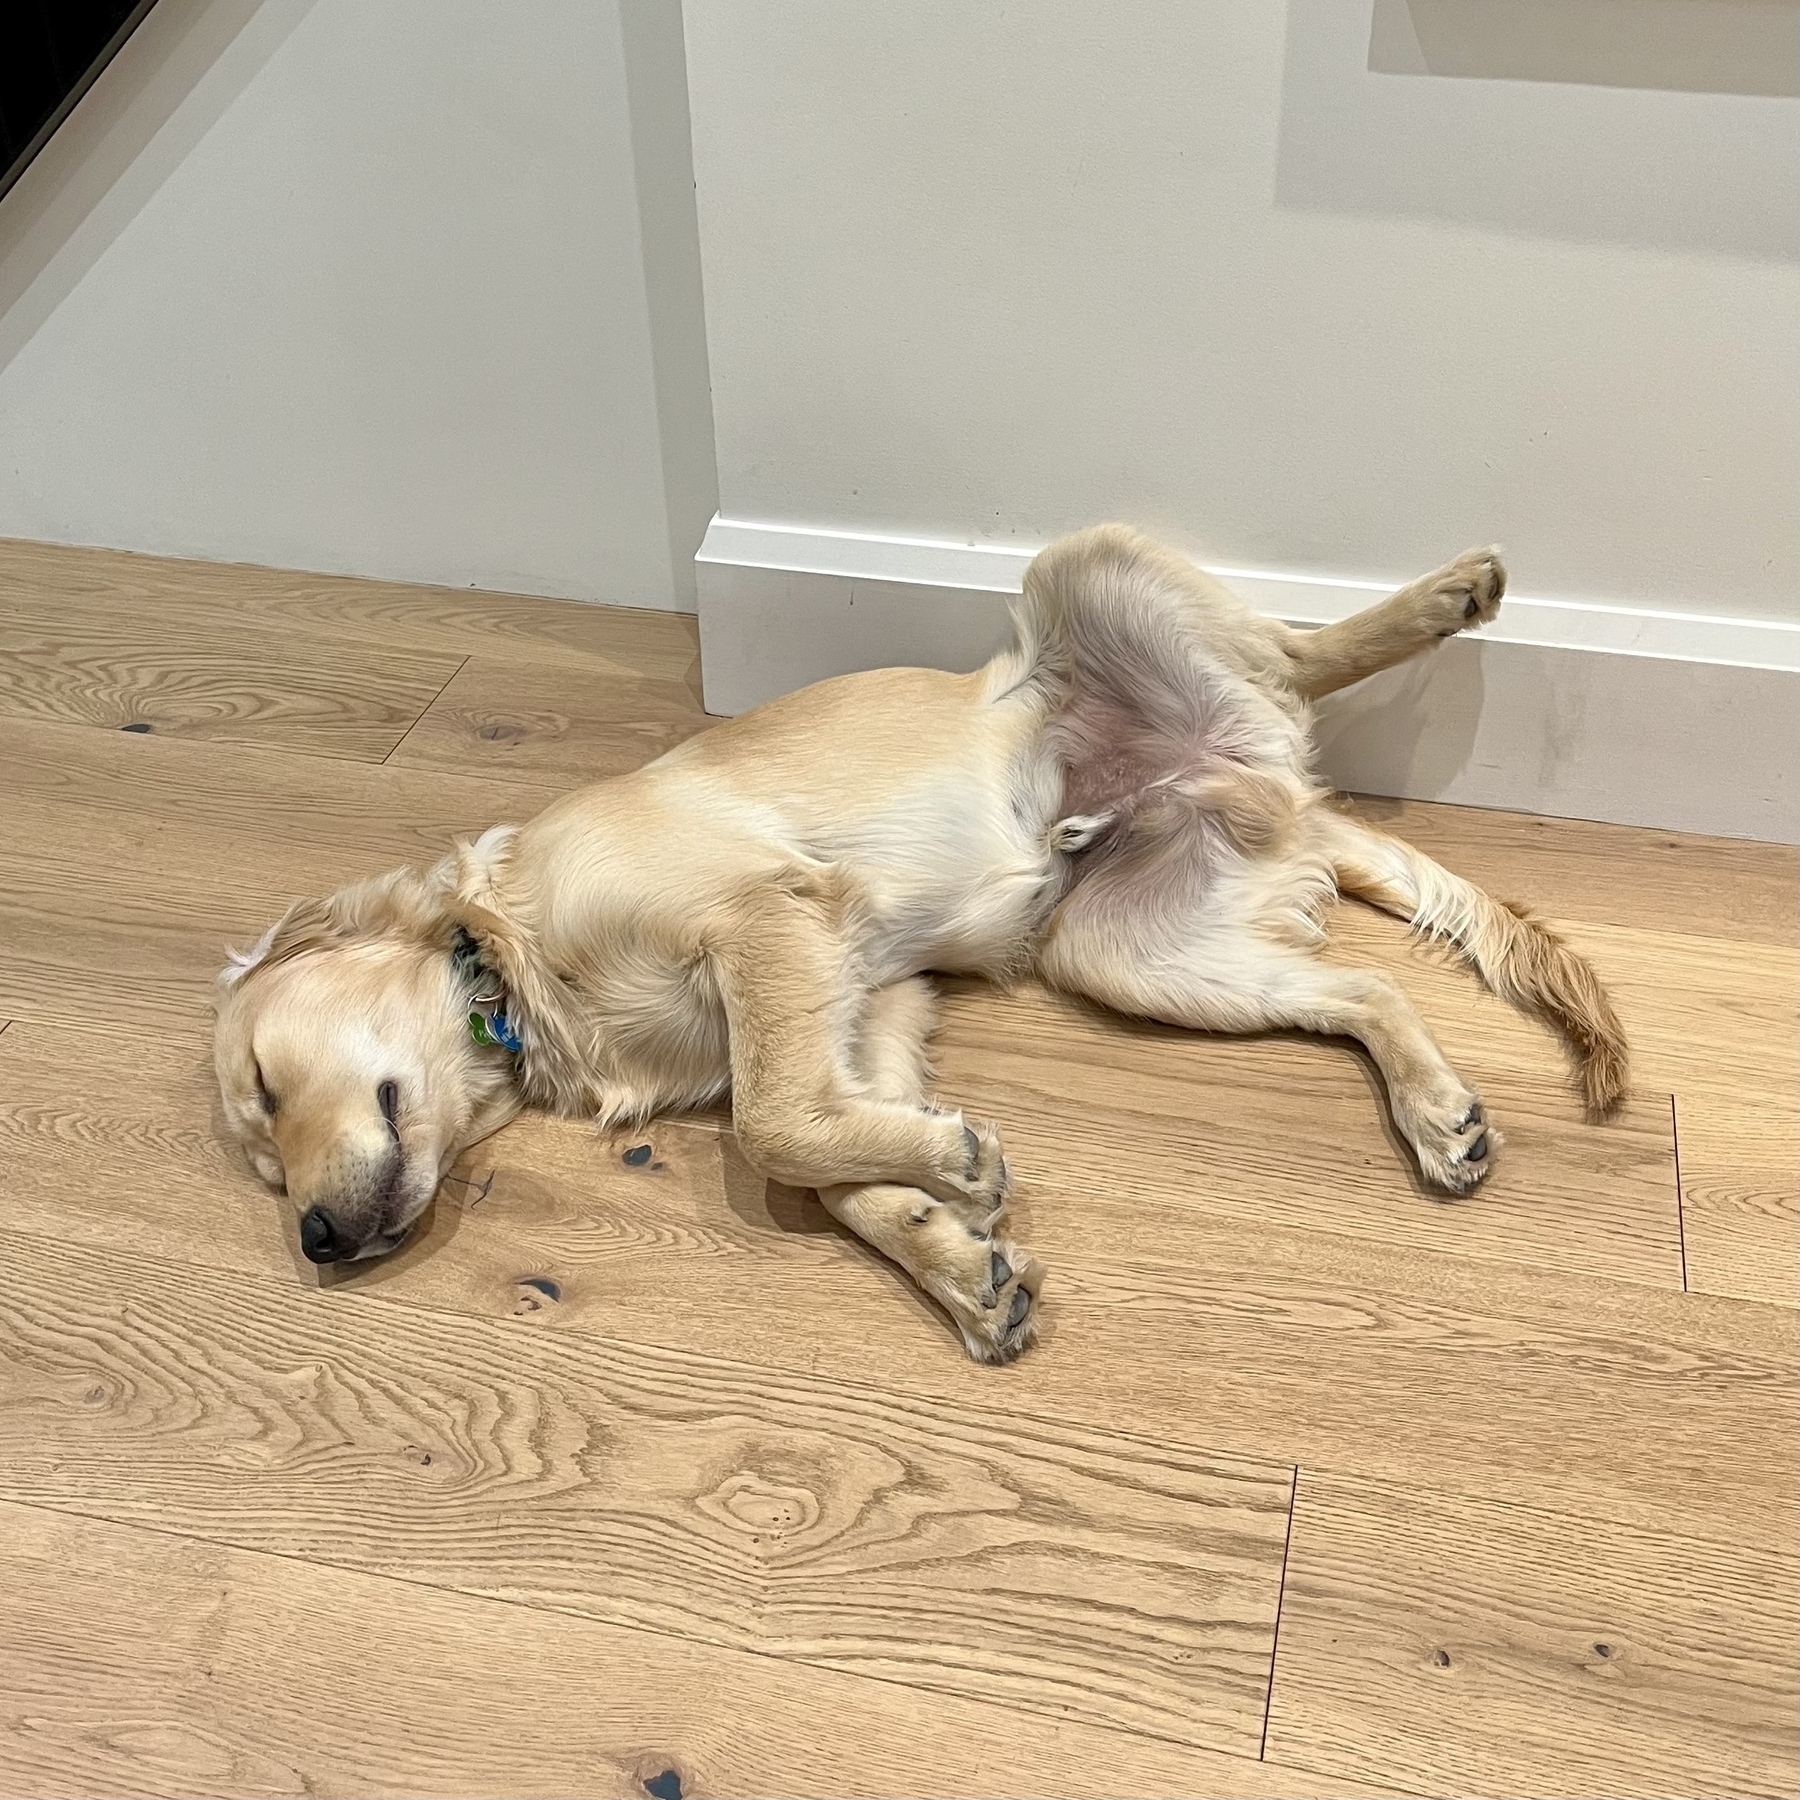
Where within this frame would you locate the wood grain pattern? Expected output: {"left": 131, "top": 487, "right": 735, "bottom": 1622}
{"left": 0, "top": 712, "right": 556, "bottom": 861}
{"left": 1563, "top": 921, "right": 1799, "bottom": 1308}
{"left": 0, "top": 1233, "right": 1294, "bottom": 1757}
{"left": 1265, "top": 1470, "right": 1800, "bottom": 1799}
{"left": 0, "top": 717, "right": 560, "bottom": 1032}
{"left": 934, "top": 975, "right": 1682, "bottom": 1292}
{"left": 1347, "top": 794, "right": 1799, "bottom": 948}
{"left": 0, "top": 533, "right": 704, "bottom": 686}
{"left": 0, "top": 1499, "right": 1393, "bottom": 1800}
{"left": 1676, "top": 1097, "right": 1800, "bottom": 1308}
{"left": 0, "top": 595, "right": 462, "bottom": 760}
{"left": 2, "top": 536, "right": 1795, "bottom": 1799}
{"left": 1564, "top": 923, "right": 1798, "bottom": 1100}
{"left": 386, "top": 653, "right": 711, "bottom": 785}
{"left": 2, "top": 1021, "right": 1790, "bottom": 1554}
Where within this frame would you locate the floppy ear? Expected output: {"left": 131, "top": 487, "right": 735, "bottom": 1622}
{"left": 314, "top": 866, "right": 454, "bottom": 946}
{"left": 217, "top": 867, "right": 455, "bottom": 993}
{"left": 220, "top": 917, "right": 284, "bottom": 988}
{"left": 217, "top": 897, "right": 339, "bottom": 990}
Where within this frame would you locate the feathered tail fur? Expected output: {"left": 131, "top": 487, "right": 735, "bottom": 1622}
{"left": 1318, "top": 809, "right": 1629, "bottom": 1113}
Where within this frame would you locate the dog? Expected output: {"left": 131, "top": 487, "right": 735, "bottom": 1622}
{"left": 214, "top": 525, "right": 1627, "bottom": 1361}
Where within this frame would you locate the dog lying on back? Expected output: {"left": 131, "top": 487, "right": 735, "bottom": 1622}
{"left": 214, "top": 526, "right": 1626, "bottom": 1361}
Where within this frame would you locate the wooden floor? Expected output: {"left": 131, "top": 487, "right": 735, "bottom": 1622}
{"left": 0, "top": 536, "right": 1795, "bottom": 1800}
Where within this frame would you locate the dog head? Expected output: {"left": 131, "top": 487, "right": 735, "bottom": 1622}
{"left": 213, "top": 869, "right": 520, "bottom": 1264}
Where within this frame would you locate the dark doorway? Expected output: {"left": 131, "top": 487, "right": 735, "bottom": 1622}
{"left": 1, "top": 1, "right": 160, "bottom": 204}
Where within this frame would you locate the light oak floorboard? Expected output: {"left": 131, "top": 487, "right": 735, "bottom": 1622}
{"left": 385, "top": 653, "right": 710, "bottom": 786}
{"left": 0, "top": 1497, "right": 1401, "bottom": 1800}
{"left": 0, "top": 712, "right": 558, "bottom": 860}
{"left": 1566, "top": 922, "right": 1799, "bottom": 1309}
{"left": 1347, "top": 794, "right": 1798, "bottom": 948}
{"left": 2, "top": 538, "right": 1794, "bottom": 1798}
{"left": 1265, "top": 1469, "right": 1799, "bottom": 1799}
{"left": 1, "top": 1021, "right": 1790, "bottom": 1554}
{"left": 0, "top": 1233, "right": 1294, "bottom": 1758}
{"left": 0, "top": 534, "right": 704, "bottom": 687}
{"left": 1676, "top": 1096, "right": 1800, "bottom": 1308}
{"left": 0, "top": 596, "right": 462, "bottom": 761}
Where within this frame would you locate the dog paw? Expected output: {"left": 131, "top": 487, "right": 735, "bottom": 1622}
{"left": 1050, "top": 811, "right": 1113, "bottom": 855}
{"left": 912, "top": 1219, "right": 1045, "bottom": 1364}
{"left": 1419, "top": 547, "right": 1506, "bottom": 637}
{"left": 926, "top": 1118, "right": 1011, "bottom": 1216}
{"left": 1404, "top": 1090, "right": 1501, "bottom": 1195}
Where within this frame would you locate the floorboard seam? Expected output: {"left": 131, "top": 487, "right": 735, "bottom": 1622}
{"left": 0, "top": 708, "right": 604, "bottom": 790}
{"left": 1670, "top": 1093, "right": 1690, "bottom": 1293}
{"left": 381, "top": 654, "right": 470, "bottom": 765}
{"left": 0, "top": 1489, "right": 1290, "bottom": 1771}
{"left": 1259, "top": 1463, "right": 1300, "bottom": 1761}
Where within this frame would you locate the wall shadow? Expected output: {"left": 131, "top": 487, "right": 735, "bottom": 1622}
{"left": 1310, "top": 633, "right": 1487, "bottom": 801}
{"left": 1370, "top": 0, "right": 1799, "bottom": 98}
{"left": 619, "top": 0, "right": 720, "bottom": 611}
{"left": 1276, "top": 0, "right": 1798, "bottom": 260}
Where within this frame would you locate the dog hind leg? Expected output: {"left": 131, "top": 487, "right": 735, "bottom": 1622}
{"left": 1275, "top": 547, "right": 1506, "bottom": 700}
{"left": 1039, "top": 881, "right": 1498, "bottom": 1195}
{"left": 1316, "top": 807, "right": 1628, "bottom": 1112}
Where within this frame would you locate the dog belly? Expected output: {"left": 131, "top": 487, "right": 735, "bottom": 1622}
{"left": 847, "top": 760, "right": 1065, "bottom": 983}
{"left": 862, "top": 865, "right": 1056, "bottom": 983}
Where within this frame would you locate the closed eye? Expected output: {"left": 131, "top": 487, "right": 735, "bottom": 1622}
{"left": 253, "top": 1062, "right": 277, "bottom": 1116}
{"left": 378, "top": 1079, "right": 400, "bottom": 1142}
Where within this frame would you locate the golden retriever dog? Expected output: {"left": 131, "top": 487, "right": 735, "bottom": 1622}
{"left": 214, "top": 526, "right": 1627, "bottom": 1361}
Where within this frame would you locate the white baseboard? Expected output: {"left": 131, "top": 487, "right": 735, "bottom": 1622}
{"left": 696, "top": 517, "right": 1800, "bottom": 844}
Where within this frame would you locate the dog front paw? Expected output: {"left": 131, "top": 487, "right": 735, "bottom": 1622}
{"left": 923, "top": 1117, "right": 1010, "bottom": 1219}
{"left": 907, "top": 1209, "right": 1045, "bottom": 1363}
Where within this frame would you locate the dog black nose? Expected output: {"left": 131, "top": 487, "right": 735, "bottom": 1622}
{"left": 299, "top": 1206, "right": 344, "bottom": 1263}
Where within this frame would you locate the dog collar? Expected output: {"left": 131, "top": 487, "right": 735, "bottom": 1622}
{"left": 453, "top": 928, "right": 523, "bottom": 1054}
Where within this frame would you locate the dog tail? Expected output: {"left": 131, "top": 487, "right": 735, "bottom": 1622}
{"left": 1319, "top": 810, "right": 1629, "bottom": 1114}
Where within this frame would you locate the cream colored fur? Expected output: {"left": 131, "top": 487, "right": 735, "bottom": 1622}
{"left": 215, "top": 526, "right": 1627, "bottom": 1362}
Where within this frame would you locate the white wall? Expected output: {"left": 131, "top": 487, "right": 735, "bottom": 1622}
{"left": 0, "top": 0, "right": 715, "bottom": 610}
{"left": 2, "top": 0, "right": 1793, "bottom": 830}
{"left": 684, "top": 0, "right": 1799, "bottom": 626}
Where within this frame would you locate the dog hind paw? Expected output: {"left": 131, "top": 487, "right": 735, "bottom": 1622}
{"left": 1421, "top": 547, "right": 1506, "bottom": 637}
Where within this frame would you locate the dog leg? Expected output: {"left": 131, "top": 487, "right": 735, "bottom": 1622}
{"left": 1042, "top": 918, "right": 1497, "bottom": 1195}
{"left": 815, "top": 978, "right": 1043, "bottom": 1364}
{"left": 1278, "top": 547, "right": 1505, "bottom": 700}
{"left": 710, "top": 881, "right": 1009, "bottom": 1209}
{"left": 821, "top": 1181, "right": 1044, "bottom": 1364}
